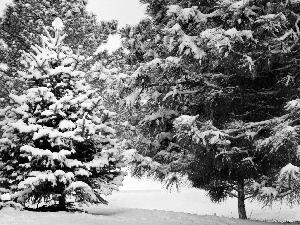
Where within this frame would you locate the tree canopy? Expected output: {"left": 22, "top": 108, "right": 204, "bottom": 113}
{"left": 113, "top": 0, "right": 300, "bottom": 219}
{"left": 0, "top": 0, "right": 117, "bottom": 63}
{"left": 0, "top": 0, "right": 117, "bottom": 102}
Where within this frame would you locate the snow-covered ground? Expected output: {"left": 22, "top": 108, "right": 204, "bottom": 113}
{"left": 0, "top": 206, "right": 289, "bottom": 225}
{"left": 105, "top": 176, "right": 300, "bottom": 222}
{"left": 0, "top": 176, "right": 299, "bottom": 225}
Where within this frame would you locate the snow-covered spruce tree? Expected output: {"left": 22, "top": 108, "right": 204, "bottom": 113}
{"left": 0, "top": 18, "right": 126, "bottom": 210}
{"left": 117, "top": 0, "right": 300, "bottom": 219}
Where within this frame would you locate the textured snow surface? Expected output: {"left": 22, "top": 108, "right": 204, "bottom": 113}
{"left": 107, "top": 177, "right": 300, "bottom": 222}
{"left": 1, "top": 177, "right": 300, "bottom": 225}
{"left": 0, "top": 204, "right": 297, "bottom": 225}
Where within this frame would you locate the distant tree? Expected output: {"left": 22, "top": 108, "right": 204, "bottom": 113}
{"left": 0, "top": 0, "right": 117, "bottom": 100}
{"left": 0, "top": 0, "right": 117, "bottom": 65}
{"left": 117, "top": 0, "right": 300, "bottom": 219}
{"left": 119, "top": 18, "right": 163, "bottom": 64}
{"left": 0, "top": 18, "right": 128, "bottom": 210}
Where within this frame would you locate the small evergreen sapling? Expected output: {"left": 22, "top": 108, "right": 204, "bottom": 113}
{"left": 0, "top": 17, "right": 126, "bottom": 210}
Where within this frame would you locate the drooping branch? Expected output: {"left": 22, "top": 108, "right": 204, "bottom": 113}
{"left": 223, "top": 114, "right": 290, "bottom": 135}
{"left": 291, "top": 11, "right": 300, "bottom": 36}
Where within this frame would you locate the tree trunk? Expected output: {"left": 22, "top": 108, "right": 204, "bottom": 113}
{"left": 237, "top": 180, "right": 247, "bottom": 219}
{"left": 58, "top": 193, "right": 66, "bottom": 211}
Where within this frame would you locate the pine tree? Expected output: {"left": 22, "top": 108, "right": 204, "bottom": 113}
{"left": 117, "top": 0, "right": 300, "bottom": 219}
{"left": 0, "top": 17, "right": 126, "bottom": 210}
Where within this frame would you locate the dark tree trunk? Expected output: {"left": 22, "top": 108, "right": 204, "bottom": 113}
{"left": 237, "top": 179, "right": 247, "bottom": 219}
{"left": 58, "top": 193, "right": 66, "bottom": 210}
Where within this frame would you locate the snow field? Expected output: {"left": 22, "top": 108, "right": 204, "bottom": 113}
{"left": 1, "top": 176, "right": 300, "bottom": 225}
{"left": 0, "top": 206, "right": 298, "bottom": 225}
{"left": 104, "top": 176, "right": 300, "bottom": 222}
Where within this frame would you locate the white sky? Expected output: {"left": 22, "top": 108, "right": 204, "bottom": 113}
{"left": 86, "top": 0, "right": 147, "bottom": 27}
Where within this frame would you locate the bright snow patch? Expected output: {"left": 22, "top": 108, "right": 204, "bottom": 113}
{"left": 52, "top": 17, "right": 64, "bottom": 30}
{"left": 279, "top": 163, "right": 300, "bottom": 179}
{"left": 0, "top": 63, "right": 8, "bottom": 71}
{"left": 0, "top": 193, "right": 11, "bottom": 201}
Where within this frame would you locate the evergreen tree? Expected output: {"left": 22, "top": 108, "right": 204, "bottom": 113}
{"left": 0, "top": 0, "right": 117, "bottom": 66}
{"left": 0, "top": 18, "right": 127, "bottom": 210}
{"left": 0, "top": 0, "right": 117, "bottom": 100}
{"left": 117, "top": 0, "right": 300, "bottom": 219}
